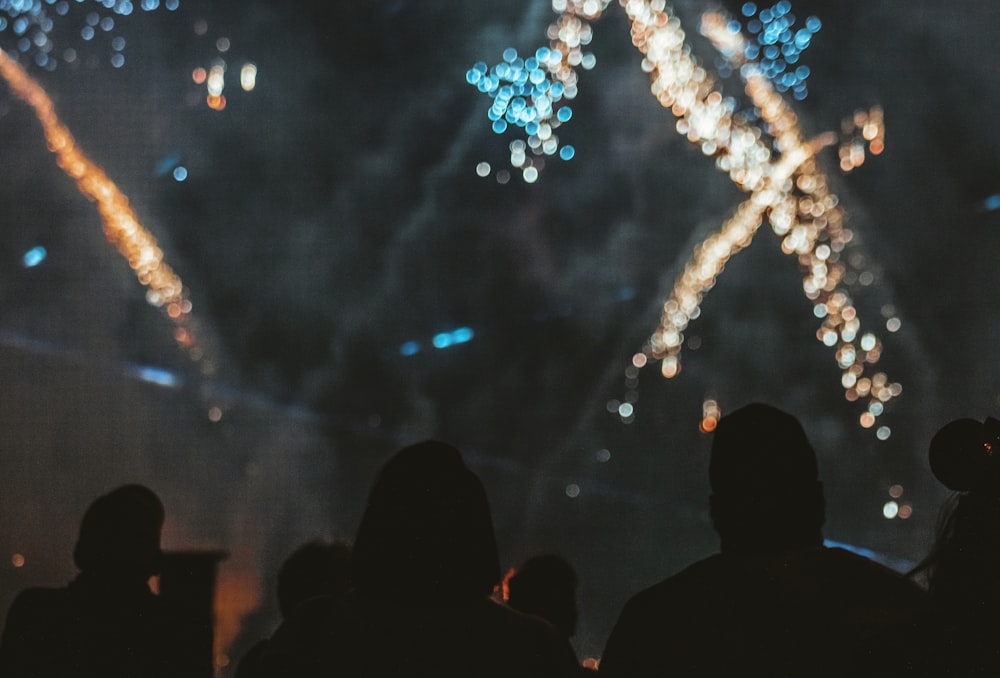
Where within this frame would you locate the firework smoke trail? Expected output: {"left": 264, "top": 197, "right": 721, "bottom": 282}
{"left": 0, "top": 47, "right": 204, "bottom": 365}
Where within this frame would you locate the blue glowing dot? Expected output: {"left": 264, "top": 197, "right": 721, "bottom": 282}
{"left": 982, "top": 194, "right": 1000, "bottom": 211}
{"left": 795, "top": 65, "right": 810, "bottom": 79}
{"left": 492, "top": 119, "right": 508, "bottom": 134}
{"left": 556, "top": 106, "right": 572, "bottom": 122}
{"left": 502, "top": 47, "right": 518, "bottom": 63}
{"left": 172, "top": 166, "right": 187, "bottom": 181}
{"left": 559, "top": 145, "right": 575, "bottom": 160}
{"left": 22, "top": 246, "right": 47, "bottom": 268}
{"left": 805, "top": 16, "right": 821, "bottom": 31}
{"left": 432, "top": 333, "right": 453, "bottom": 349}
{"left": 110, "top": 52, "right": 124, "bottom": 67}
{"left": 165, "top": 0, "right": 179, "bottom": 10}
{"left": 450, "top": 327, "right": 474, "bottom": 344}
{"left": 400, "top": 341, "right": 420, "bottom": 356}
{"left": 81, "top": 25, "right": 94, "bottom": 40}
{"left": 535, "top": 46, "right": 550, "bottom": 62}
{"left": 111, "top": 35, "right": 125, "bottom": 51}
{"left": 741, "top": 2, "right": 757, "bottom": 17}
{"left": 466, "top": 69, "right": 481, "bottom": 85}
{"left": 728, "top": 19, "right": 741, "bottom": 33}
{"left": 130, "top": 365, "right": 179, "bottom": 388}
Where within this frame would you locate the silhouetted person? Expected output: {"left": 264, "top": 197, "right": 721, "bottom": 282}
{"left": 507, "top": 554, "right": 579, "bottom": 640}
{"left": 865, "top": 416, "right": 1000, "bottom": 675}
{"left": 234, "top": 539, "right": 353, "bottom": 678}
{"left": 0, "top": 484, "right": 187, "bottom": 678}
{"left": 256, "top": 440, "right": 581, "bottom": 677}
{"left": 599, "top": 403, "right": 927, "bottom": 677}
{"left": 507, "top": 553, "right": 596, "bottom": 674}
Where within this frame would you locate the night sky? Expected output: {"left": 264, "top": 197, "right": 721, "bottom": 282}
{"left": 2, "top": 0, "right": 999, "bottom": 669}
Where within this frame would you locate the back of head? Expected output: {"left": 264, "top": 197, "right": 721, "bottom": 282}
{"left": 73, "top": 484, "right": 165, "bottom": 578}
{"left": 923, "top": 417, "right": 1000, "bottom": 614}
{"left": 277, "top": 540, "right": 353, "bottom": 618}
{"left": 709, "top": 403, "right": 824, "bottom": 553}
{"left": 350, "top": 440, "right": 501, "bottom": 606}
{"left": 506, "top": 554, "right": 578, "bottom": 638}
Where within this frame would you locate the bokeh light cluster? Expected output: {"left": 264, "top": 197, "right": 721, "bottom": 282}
{"left": 471, "top": 1, "right": 900, "bottom": 429}
{"left": 838, "top": 105, "right": 885, "bottom": 173}
{"left": 713, "top": 1, "right": 820, "bottom": 101}
{"left": 188, "top": 20, "right": 256, "bottom": 112}
{"left": 621, "top": 1, "right": 898, "bottom": 432}
{"left": 0, "top": 0, "right": 179, "bottom": 71}
{"left": 467, "top": 0, "right": 611, "bottom": 182}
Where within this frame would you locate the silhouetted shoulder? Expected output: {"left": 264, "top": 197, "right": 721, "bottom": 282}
{"left": 601, "top": 548, "right": 926, "bottom": 677}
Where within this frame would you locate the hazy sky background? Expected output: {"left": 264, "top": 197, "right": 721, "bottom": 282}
{"left": 1, "top": 0, "right": 999, "bottom": 668}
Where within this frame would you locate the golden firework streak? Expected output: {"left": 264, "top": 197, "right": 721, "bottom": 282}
{"left": 543, "top": 2, "right": 899, "bottom": 427}
{"left": 0, "top": 48, "right": 200, "bottom": 358}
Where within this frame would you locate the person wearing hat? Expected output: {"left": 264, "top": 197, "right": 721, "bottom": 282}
{"left": 0, "top": 484, "right": 186, "bottom": 678}
{"left": 598, "top": 403, "right": 926, "bottom": 677}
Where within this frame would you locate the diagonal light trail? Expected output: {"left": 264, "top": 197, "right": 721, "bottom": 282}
{"left": 0, "top": 47, "right": 206, "bottom": 367}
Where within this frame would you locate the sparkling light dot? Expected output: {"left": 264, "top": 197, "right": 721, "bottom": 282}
{"left": 11, "top": 553, "right": 25, "bottom": 568}
{"left": 565, "top": 483, "right": 581, "bottom": 498}
{"left": 883, "top": 501, "right": 899, "bottom": 519}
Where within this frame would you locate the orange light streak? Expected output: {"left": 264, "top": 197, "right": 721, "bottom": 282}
{"left": 0, "top": 48, "right": 200, "bottom": 360}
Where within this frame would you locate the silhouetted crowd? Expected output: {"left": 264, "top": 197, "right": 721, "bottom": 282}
{"left": 2, "top": 402, "right": 1000, "bottom": 676}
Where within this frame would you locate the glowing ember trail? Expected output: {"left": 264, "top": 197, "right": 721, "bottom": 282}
{"left": 0, "top": 47, "right": 202, "bottom": 362}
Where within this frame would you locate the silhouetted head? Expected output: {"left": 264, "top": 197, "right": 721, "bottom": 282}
{"left": 351, "top": 440, "right": 501, "bottom": 606}
{"left": 72, "top": 484, "right": 165, "bottom": 579}
{"left": 506, "top": 554, "right": 579, "bottom": 638}
{"left": 920, "top": 417, "right": 1000, "bottom": 613}
{"left": 708, "top": 403, "right": 825, "bottom": 554}
{"left": 277, "top": 539, "right": 353, "bottom": 618}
